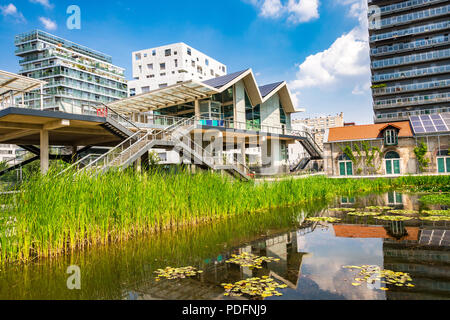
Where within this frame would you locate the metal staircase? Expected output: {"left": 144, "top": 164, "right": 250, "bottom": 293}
{"left": 290, "top": 157, "right": 312, "bottom": 173}
{"left": 63, "top": 117, "right": 253, "bottom": 180}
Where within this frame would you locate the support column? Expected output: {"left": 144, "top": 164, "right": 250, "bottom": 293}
{"left": 240, "top": 138, "right": 246, "bottom": 166}
{"left": 40, "top": 129, "right": 49, "bottom": 175}
{"left": 194, "top": 99, "right": 200, "bottom": 120}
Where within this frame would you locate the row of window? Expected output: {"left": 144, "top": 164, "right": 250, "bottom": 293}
{"left": 370, "top": 20, "right": 450, "bottom": 42}
{"left": 376, "top": 106, "right": 449, "bottom": 120}
{"left": 374, "top": 92, "right": 450, "bottom": 107}
{"left": 339, "top": 151, "right": 450, "bottom": 176}
{"left": 373, "top": 64, "right": 450, "bottom": 82}
{"left": 373, "top": 5, "right": 450, "bottom": 29}
{"left": 372, "top": 48, "right": 450, "bottom": 69}
{"left": 371, "top": 34, "right": 449, "bottom": 55}
{"left": 372, "top": 79, "right": 450, "bottom": 95}
{"left": 374, "top": 0, "right": 444, "bottom": 15}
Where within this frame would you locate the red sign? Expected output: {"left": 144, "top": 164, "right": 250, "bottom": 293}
{"left": 97, "top": 108, "right": 108, "bottom": 117}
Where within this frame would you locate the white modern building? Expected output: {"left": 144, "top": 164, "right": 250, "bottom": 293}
{"left": 128, "top": 43, "right": 227, "bottom": 96}
{"left": 15, "top": 30, "right": 128, "bottom": 112}
{"left": 0, "top": 144, "right": 18, "bottom": 163}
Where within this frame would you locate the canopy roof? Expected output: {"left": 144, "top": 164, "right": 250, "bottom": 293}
{"left": 108, "top": 69, "right": 297, "bottom": 114}
{"left": 0, "top": 70, "right": 46, "bottom": 103}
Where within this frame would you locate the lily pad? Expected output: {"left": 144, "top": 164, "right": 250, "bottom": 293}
{"left": 154, "top": 266, "right": 203, "bottom": 280}
{"left": 306, "top": 217, "right": 341, "bottom": 223}
{"left": 347, "top": 212, "right": 383, "bottom": 217}
{"left": 376, "top": 215, "right": 415, "bottom": 222}
{"left": 222, "top": 277, "right": 288, "bottom": 298}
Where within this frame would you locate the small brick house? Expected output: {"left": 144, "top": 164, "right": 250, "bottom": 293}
{"left": 323, "top": 115, "right": 450, "bottom": 176}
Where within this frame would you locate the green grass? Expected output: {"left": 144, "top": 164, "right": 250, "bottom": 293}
{"left": 0, "top": 170, "right": 448, "bottom": 265}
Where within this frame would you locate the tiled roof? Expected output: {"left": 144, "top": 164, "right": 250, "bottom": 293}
{"left": 259, "top": 82, "right": 284, "bottom": 98}
{"left": 326, "top": 121, "right": 414, "bottom": 143}
{"left": 202, "top": 69, "right": 249, "bottom": 89}
{"left": 333, "top": 225, "right": 420, "bottom": 241}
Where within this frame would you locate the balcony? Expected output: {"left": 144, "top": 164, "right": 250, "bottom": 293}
{"left": 374, "top": 93, "right": 450, "bottom": 109}
{"left": 371, "top": 48, "right": 450, "bottom": 69}
{"left": 370, "top": 35, "right": 450, "bottom": 57}
{"left": 374, "top": 106, "right": 450, "bottom": 123}
{"left": 372, "top": 79, "right": 450, "bottom": 96}
{"left": 370, "top": 20, "right": 450, "bottom": 43}
{"left": 375, "top": 5, "right": 450, "bottom": 30}
{"left": 372, "top": 64, "right": 450, "bottom": 82}
{"left": 45, "top": 79, "right": 127, "bottom": 100}
{"left": 369, "top": 0, "right": 448, "bottom": 17}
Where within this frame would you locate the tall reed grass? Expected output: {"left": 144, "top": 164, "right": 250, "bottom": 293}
{"left": 0, "top": 170, "right": 447, "bottom": 264}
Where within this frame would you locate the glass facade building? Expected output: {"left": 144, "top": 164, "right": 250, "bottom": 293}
{"left": 15, "top": 30, "right": 127, "bottom": 112}
{"left": 369, "top": 0, "right": 450, "bottom": 123}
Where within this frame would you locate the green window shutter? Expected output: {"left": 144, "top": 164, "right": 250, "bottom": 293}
{"left": 394, "top": 160, "right": 400, "bottom": 174}
{"left": 447, "top": 158, "right": 450, "bottom": 173}
{"left": 388, "top": 192, "right": 394, "bottom": 204}
{"left": 340, "top": 162, "right": 346, "bottom": 176}
{"left": 438, "top": 158, "right": 445, "bottom": 173}
{"left": 346, "top": 162, "right": 353, "bottom": 176}
{"left": 386, "top": 160, "right": 392, "bottom": 175}
{"left": 396, "top": 192, "right": 403, "bottom": 204}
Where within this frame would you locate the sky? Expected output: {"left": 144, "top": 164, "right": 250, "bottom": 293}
{"left": 0, "top": 0, "right": 374, "bottom": 124}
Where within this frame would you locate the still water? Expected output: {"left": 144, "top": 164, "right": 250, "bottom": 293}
{"left": 0, "top": 192, "right": 449, "bottom": 300}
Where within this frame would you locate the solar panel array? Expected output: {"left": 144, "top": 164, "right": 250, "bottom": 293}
{"left": 410, "top": 113, "right": 450, "bottom": 134}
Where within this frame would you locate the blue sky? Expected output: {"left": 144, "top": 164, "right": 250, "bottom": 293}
{"left": 0, "top": 0, "right": 374, "bottom": 124}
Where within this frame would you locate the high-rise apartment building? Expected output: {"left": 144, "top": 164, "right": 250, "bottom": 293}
{"left": 15, "top": 30, "right": 127, "bottom": 112}
{"left": 369, "top": 0, "right": 450, "bottom": 123}
{"left": 129, "top": 43, "right": 227, "bottom": 96}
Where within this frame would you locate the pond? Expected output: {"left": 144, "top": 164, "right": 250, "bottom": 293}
{"left": 0, "top": 192, "right": 449, "bottom": 300}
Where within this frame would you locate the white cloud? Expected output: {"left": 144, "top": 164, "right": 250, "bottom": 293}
{"left": 30, "top": 0, "right": 53, "bottom": 9}
{"left": 289, "top": 0, "right": 371, "bottom": 101}
{"left": 39, "top": 17, "right": 57, "bottom": 30}
{"left": 246, "top": 0, "right": 320, "bottom": 24}
{"left": 0, "top": 3, "right": 26, "bottom": 22}
{"left": 287, "top": 0, "right": 319, "bottom": 23}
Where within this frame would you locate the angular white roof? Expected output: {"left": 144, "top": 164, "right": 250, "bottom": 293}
{"left": 0, "top": 70, "right": 46, "bottom": 103}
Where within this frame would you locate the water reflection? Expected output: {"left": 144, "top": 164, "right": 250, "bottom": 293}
{"left": 0, "top": 192, "right": 449, "bottom": 300}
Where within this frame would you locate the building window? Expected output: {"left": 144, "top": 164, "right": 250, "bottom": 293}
{"left": 159, "top": 83, "right": 168, "bottom": 88}
{"left": 130, "top": 88, "right": 136, "bottom": 96}
{"left": 338, "top": 154, "right": 353, "bottom": 176}
{"left": 384, "top": 129, "right": 398, "bottom": 146}
{"left": 160, "top": 63, "right": 166, "bottom": 70}
{"left": 147, "top": 63, "right": 153, "bottom": 70}
{"left": 142, "top": 86, "right": 150, "bottom": 93}
{"left": 187, "top": 48, "right": 191, "bottom": 55}
{"left": 437, "top": 150, "right": 450, "bottom": 173}
{"left": 388, "top": 191, "right": 403, "bottom": 205}
{"left": 165, "top": 49, "right": 171, "bottom": 56}
{"left": 279, "top": 103, "right": 287, "bottom": 126}
{"left": 152, "top": 50, "right": 156, "bottom": 56}
{"left": 174, "top": 59, "right": 178, "bottom": 68}
{"left": 385, "top": 151, "right": 401, "bottom": 175}
{"left": 205, "top": 59, "right": 209, "bottom": 66}
{"left": 135, "top": 53, "right": 141, "bottom": 61}
{"left": 191, "top": 60, "right": 195, "bottom": 67}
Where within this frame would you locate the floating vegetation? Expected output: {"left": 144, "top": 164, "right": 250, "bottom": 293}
{"left": 347, "top": 212, "right": 383, "bottom": 217}
{"left": 388, "top": 210, "right": 419, "bottom": 215}
{"left": 226, "top": 252, "right": 280, "bottom": 269}
{"left": 154, "top": 266, "right": 203, "bottom": 281}
{"left": 222, "top": 277, "right": 288, "bottom": 298}
{"left": 376, "top": 215, "right": 415, "bottom": 222}
{"left": 343, "top": 265, "right": 414, "bottom": 291}
{"left": 366, "top": 206, "right": 392, "bottom": 211}
{"left": 419, "top": 216, "right": 450, "bottom": 222}
{"left": 329, "top": 208, "right": 356, "bottom": 212}
{"left": 306, "top": 217, "right": 341, "bottom": 223}
{"left": 422, "top": 210, "right": 450, "bottom": 216}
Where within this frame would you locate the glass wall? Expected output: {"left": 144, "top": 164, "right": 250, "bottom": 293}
{"left": 245, "top": 90, "right": 261, "bottom": 130}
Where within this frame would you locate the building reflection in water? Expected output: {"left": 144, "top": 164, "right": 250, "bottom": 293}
{"left": 131, "top": 227, "right": 313, "bottom": 300}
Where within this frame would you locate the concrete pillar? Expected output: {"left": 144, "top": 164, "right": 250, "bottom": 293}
{"left": 40, "top": 129, "right": 49, "bottom": 175}
{"left": 240, "top": 138, "right": 246, "bottom": 165}
{"left": 195, "top": 99, "right": 200, "bottom": 120}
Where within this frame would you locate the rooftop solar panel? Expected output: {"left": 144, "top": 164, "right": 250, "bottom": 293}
{"left": 202, "top": 69, "right": 249, "bottom": 89}
{"left": 410, "top": 113, "right": 450, "bottom": 134}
